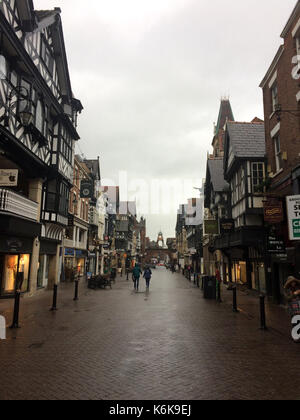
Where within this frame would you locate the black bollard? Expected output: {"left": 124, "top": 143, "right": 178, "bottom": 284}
{"left": 233, "top": 286, "right": 239, "bottom": 313}
{"left": 50, "top": 284, "right": 58, "bottom": 311}
{"left": 10, "top": 290, "right": 21, "bottom": 329}
{"left": 126, "top": 270, "right": 129, "bottom": 281}
{"left": 216, "top": 281, "right": 222, "bottom": 303}
{"left": 74, "top": 279, "right": 79, "bottom": 301}
{"left": 260, "top": 295, "right": 267, "bottom": 330}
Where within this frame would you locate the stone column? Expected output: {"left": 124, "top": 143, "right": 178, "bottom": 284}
{"left": 28, "top": 179, "right": 43, "bottom": 295}
{"left": 48, "top": 244, "right": 60, "bottom": 289}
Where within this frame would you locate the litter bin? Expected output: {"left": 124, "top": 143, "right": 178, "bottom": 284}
{"left": 203, "top": 276, "right": 217, "bottom": 300}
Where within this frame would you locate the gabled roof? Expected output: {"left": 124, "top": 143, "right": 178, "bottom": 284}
{"left": 119, "top": 201, "right": 136, "bottom": 217}
{"left": 15, "top": 0, "right": 36, "bottom": 32}
{"left": 224, "top": 121, "right": 266, "bottom": 177}
{"left": 281, "top": 0, "right": 300, "bottom": 38}
{"left": 34, "top": 8, "right": 74, "bottom": 103}
{"left": 84, "top": 158, "right": 101, "bottom": 181}
{"left": 226, "top": 122, "right": 266, "bottom": 158}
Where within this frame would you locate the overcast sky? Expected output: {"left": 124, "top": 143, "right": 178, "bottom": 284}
{"left": 35, "top": 0, "right": 296, "bottom": 240}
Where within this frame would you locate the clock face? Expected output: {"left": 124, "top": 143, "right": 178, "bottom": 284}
{"left": 83, "top": 188, "right": 90, "bottom": 197}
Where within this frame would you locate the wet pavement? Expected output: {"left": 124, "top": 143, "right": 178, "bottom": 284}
{"left": 0, "top": 267, "right": 300, "bottom": 400}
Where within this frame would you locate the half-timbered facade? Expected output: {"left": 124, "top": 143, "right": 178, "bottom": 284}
{"left": 0, "top": 1, "right": 82, "bottom": 296}
{"left": 214, "top": 120, "right": 267, "bottom": 292}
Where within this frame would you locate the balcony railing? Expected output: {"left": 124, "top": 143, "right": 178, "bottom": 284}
{"left": 0, "top": 188, "right": 38, "bottom": 222}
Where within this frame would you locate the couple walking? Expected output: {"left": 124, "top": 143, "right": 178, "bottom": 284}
{"left": 132, "top": 264, "right": 152, "bottom": 292}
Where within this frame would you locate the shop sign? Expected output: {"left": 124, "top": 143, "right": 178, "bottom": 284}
{"left": 6, "top": 238, "right": 22, "bottom": 252}
{"left": 267, "top": 234, "right": 286, "bottom": 254}
{"left": 263, "top": 199, "right": 284, "bottom": 224}
{"left": 80, "top": 180, "right": 94, "bottom": 199}
{"left": 220, "top": 219, "right": 234, "bottom": 234}
{"left": 204, "top": 219, "right": 219, "bottom": 235}
{"left": 0, "top": 169, "right": 18, "bottom": 187}
{"left": 287, "top": 195, "right": 300, "bottom": 241}
{"left": 65, "top": 248, "right": 75, "bottom": 256}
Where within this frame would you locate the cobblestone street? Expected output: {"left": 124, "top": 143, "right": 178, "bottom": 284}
{"left": 1, "top": 267, "right": 300, "bottom": 401}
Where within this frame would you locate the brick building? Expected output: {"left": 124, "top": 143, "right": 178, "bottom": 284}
{"left": 260, "top": 0, "right": 300, "bottom": 302}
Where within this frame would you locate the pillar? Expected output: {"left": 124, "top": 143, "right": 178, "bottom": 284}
{"left": 48, "top": 244, "right": 60, "bottom": 289}
{"left": 28, "top": 179, "right": 43, "bottom": 295}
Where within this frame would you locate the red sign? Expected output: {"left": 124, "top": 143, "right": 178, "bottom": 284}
{"left": 263, "top": 199, "right": 284, "bottom": 224}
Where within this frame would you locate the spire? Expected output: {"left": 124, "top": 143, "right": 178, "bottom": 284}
{"left": 215, "top": 98, "right": 234, "bottom": 136}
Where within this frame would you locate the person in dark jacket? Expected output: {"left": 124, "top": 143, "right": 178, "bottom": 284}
{"left": 132, "top": 263, "right": 142, "bottom": 292}
{"left": 143, "top": 266, "right": 152, "bottom": 290}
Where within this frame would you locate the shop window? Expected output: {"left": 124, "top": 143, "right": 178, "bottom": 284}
{"left": 252, "top": 162, "right": 265, "bottom": 193}
{"left": 2, "top": 254, "right": 30, "bottom": 295}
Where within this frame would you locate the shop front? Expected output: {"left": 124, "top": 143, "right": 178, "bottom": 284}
{"left": 0, "top": 236, "right": 33, "bottom": 297}
{"left": 37, "top": 240, "right": 58, "bottom": 289}
{"left": 63, "top": 248, "right": 87, "bottom": 280}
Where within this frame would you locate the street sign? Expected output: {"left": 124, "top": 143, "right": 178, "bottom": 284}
{"left": 286, "top": 195, "right": 300, "bottom": 241}
{"left": 0, "top": 169, "right": 18, "bottom": 186}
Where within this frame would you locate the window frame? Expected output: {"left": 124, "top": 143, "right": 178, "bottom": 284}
{"left": 274, "top": 135, "right": 283, "bottom": 173}
{"left": 251, "top": 162, "right": 265, "bottom": 193}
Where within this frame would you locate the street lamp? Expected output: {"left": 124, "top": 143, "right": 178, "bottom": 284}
{"left": 0, "top": 54, "right": 34, "bottom": 128}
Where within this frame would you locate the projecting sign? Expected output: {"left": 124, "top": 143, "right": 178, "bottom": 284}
{"left": 0, "top": 169, "right": 18, "bottom": 186}
{"left": 80, "top": 180, "right": 94, "bottom": 199}
{"left": 204, "top": 219, "right": 219, "bottom": 235}
{"left": 287, "top": 195, "right": 300, "bottom": 241}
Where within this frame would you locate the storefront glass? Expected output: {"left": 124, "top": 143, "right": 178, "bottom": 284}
{"left": 2, "top": 254, "right": 30, "bottom": 294}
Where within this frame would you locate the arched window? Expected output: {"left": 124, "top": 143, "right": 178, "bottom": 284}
{"left": 36, "top": 100, "right": 44, "bottom": 134}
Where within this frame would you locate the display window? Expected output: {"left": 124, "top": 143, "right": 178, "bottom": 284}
{"left": 1, "top": 254, "right": 30, "bottom": 295}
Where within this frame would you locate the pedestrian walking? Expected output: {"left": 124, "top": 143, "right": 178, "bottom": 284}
{"left": 132, "top": 263, "right": 142, "bottom": 292}
{"left": 143, "top": 266, "right": 152, "bottom": 290}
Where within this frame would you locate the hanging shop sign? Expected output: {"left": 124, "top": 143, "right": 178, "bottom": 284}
{"left": 204, "top": 219, "right": 219, "bottom": 235}
{"left": 80, "top": 180, "right": 94, "bottom": 199}
{"left": 263, "top": 199, "right": 284, "bottom": 224}
{"left": 219, "top": 219, "right": 234, "bottom": 234}
{"left": 0, "top": 169, "right": 18, "bottom": 187}
{"left": 287, "top": 195, "right": 300, "bottom": 241}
